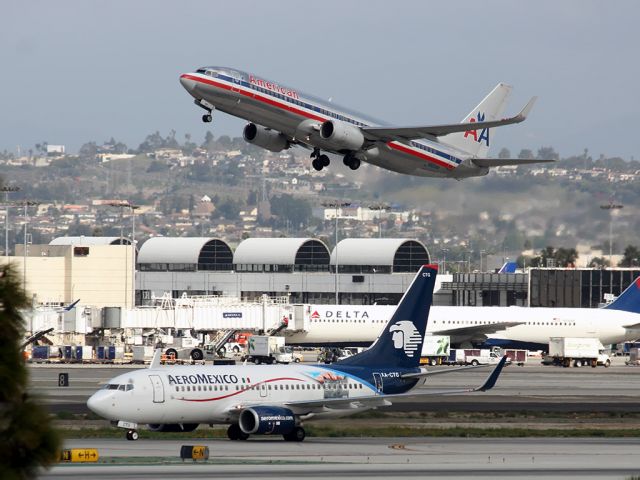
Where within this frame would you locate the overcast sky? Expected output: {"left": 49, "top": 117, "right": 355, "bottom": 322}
{"left": 1, "top": 0, "right": 637, "bottom": 159}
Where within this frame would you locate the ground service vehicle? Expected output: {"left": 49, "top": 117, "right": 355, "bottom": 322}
{"left": 244, "top": 336, "right": 292, "bottom": 364}
{"left": 420, "top": 335, "right": 450, "bottom": 365}
{"left": 448, "top": 349, "right": 506, "bottom": 366}
{"left": 548, "top": 337, "right": 611, "bottom": 368}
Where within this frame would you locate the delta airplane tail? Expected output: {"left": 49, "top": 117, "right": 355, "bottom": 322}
{"left": 604, "top": 277, "right": 640, "bottom": 314}
{"left": 441, "top": 83, "right": 512, "bottom": 158}
{"left": 336, "top": 264, "right": 438, "bottom": 369}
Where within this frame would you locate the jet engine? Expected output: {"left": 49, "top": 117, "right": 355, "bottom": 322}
{"left": 243, "top": 123, "right": 289, "bottom": 152}
{"left": 319, "top": 120, "right": 365, "bottom": 151}
{"left": 238, "top": 406, "right": 296, "bottom": 435}
{"left": 147, "top": 423, "right": 199, "bottom": 433}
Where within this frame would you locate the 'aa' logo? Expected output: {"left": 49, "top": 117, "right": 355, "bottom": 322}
{"left": 389, "top": 321, "right": 421, "bottom": 357}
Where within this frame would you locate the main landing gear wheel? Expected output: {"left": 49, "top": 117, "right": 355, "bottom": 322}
{"left": 227, "top": 424, "right": 248, "bottom": 441}
{"left": 283, "top": 426, "right": 306, "bottom": 442}
{"left": 126, "top": 430, "right": 139, "bottom": 441}
{"left": 202, "top": 113, "right": 212, "bottom": 123}
{"left": 312, "top": 158, "right": 323, "bottom": 171}
{"left": 310, "top": 149, "right": 330, "bottom": 171}
{"left": 343, "top": 154, "right": 360, "bottom": 170}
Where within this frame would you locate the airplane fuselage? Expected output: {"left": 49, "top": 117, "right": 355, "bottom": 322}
{"left": 286, "top": 305, "right": 638, "bottom": 349}
{"left": 179, "top": 68, "right": 488, "bottom": 178}
{"left": 88, "top": 363, "right": 416, "bottom": 425}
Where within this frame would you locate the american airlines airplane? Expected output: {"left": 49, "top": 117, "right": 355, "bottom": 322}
{"left": 179, "top": 67, "right": 552, "bottom": 178}
{"left": 286, "top": 277, "right": 640, "bottom": 350}
{"left": 87, "top": 265, "right": 507, "bottom": 442}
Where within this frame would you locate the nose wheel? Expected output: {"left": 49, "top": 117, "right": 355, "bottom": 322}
{"left": 202, "top": 114, "right": 212, "bottom": 123}
{"left": 126, "top": 429, "right": 139, "bottom": 441}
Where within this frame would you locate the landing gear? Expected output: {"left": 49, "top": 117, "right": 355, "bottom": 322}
{"left": 126, "top": 429, "right": 139, "bottom": 441}
{"left": 311, "top": 149, "right": 330, "bottom": 171}
{"left": 283, "top": 426, "right": 306, "bottom": 442}
{"left": 227, "top": 424, "right": 249, "bottom": 441}
{"left": 343, "top": 153, "right": 360, "bottom": 170}
{"left": 202, "top": 113, "right": 212, "bottom": 123}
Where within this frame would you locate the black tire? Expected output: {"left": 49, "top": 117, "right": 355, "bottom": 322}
{"left": 471, "top": 359, "right": 479, "bottom": 366}
{"left": 604, "top": 359, "right": 611, "bottom": 368}
{"left": 312, "top": 158, "right": 323, "bottom": 171}
{"left": 294, "top": 357, "right": 301, "bottom": 363}
{"left": 284, "top": 426, "right": 305, "bottom": 442}
{"left": 126, "top": 430, "right": 138, "bottom": 441}
{"left": 320, "top": 154, "right": 330, "bottom": 167}
{"left": 165, "top": 348, "right": 178, "bottom": 360}
{"left": 191, "top": 349, "right": 203, "bottom": 361}
{"left": 202, "top": 114, "right": 212, "bottom": 123}
{"left": 232, "top": 346, "right": 240, "bottom": 354}
{"left": 218, "top": 347, "right": 226, "bottom": 357}
{"left": 574, "top": 359, "right": 582, "bottom": 368}
{"left": 348, "top": 157, "right": 360, "bottom": 170}
{"left": 227, "top": 424, "right": 242, "bottom": 441}
{"left": 429, "top": 358, "right": 437, "bottom": 366}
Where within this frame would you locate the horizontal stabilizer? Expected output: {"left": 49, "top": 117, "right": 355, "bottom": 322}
{"left": 472, "top": 158, "right": 555, "bottom": 168}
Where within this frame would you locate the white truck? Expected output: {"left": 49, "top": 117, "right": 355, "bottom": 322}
{"left": 420, "top": 335, "right": 451, "bottom": 366}
{"left": 163, "top": 334, "right": 206, "bottom": 362}
{"left": 548, "top": 337, "right": 611, "bottom": 368}
{"left": 447, "top": 348, "right": 506, "bottom": 366}
{"left": 244, "top": 336, "right": 293, "bottom": 365}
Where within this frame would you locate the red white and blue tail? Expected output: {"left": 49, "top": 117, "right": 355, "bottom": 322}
{"left": 442, "top": 83, "right": 512, "bottom": 158}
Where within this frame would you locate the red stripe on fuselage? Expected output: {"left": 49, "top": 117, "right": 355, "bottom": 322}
{"left": 386, "top": 142, "right": 454, "bottom": 170}
{"left": 183, "top": 74, "right": 455, "bottom": 171}
{"left": 179, "top": 376, "right": 305, "bottom": 403}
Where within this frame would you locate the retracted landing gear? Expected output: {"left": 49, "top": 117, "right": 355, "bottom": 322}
{"left": 126, "top": 429, "right": 139, "bottom": 441}
{"left": 343, "top": 153, "right": 361, "bottom": 170}
{"left": 311, "top": 149, "right": 330, "bottom": 171}
{"left": 227, "top": 424, "right": 249, "bottom": 441}
{"left": 283, "top": 426, "right": 306, "bottom": 442}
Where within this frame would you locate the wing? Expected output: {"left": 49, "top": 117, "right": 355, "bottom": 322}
{"left": 361, "top": 97, "right": 536, "bottom": 143}
{"left": 282, "top": 356, "right": 507, "bottom": 412}
{"left": 435, "top": 321, "right": 524, "bottom": 343}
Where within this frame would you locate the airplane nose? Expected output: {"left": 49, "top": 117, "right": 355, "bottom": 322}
{"left": 87, "top": 391, "right": 111, "bottom": 419}
{"left": 180, "top": 74, "right": 195, "bottom": 92}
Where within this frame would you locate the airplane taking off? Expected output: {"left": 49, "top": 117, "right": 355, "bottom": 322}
{"left": 87, "top": 265, "right": 507, "bottom": 442}
{"left": 179, "top": 67, "right": 553, "bottom": 178}
{"left": 285, "top": 277, "right": 640, "bottom": 350}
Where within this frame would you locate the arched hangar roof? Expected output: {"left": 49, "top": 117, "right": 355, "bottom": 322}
{"left": 331, "top": 238, "right": 430, "bottom": 272}
{"left": 137, "top": 237, "right": 233, "bottom": 270}
{"left": 233, "top": 238, "right": 330, "bottom": 266}
{"left": 50, "top": 236, "right": 131, "bottom": 246}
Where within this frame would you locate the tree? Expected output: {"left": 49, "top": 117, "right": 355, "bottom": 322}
{"left": 517, "top": 149, "right": 534, "bottom": 159}
{"left": 0, "top": 265, "right": 61, "bottom": 478}
{"left": 619, "top": 245, "right": 640, "bottom": 267}
{"left": 536, "top": 146, "right": 559, "bottom": 161}
{"left": 588, "top": 257, "right": 609, "bottom": 268}
{"left": 498, "top": 147, "right": 511, "bottom": 159}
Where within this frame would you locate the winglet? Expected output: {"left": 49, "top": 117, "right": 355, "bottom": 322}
{"left": 476, "top": 355, "right": 508, "bottom": 392}
{"left": 149, "top": 348, "right": 162, "bottom": 369}
{"left": 63, "top": 299, "right": 81, "bottom": 311}
{"left": 516, "top": 96, "right": 537, "bottom": 121}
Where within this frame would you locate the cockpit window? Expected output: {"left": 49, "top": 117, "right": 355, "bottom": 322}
{"left": 118, "top": 385, "right": 126, "bottom": 391}
{"left": 196, "top": 67, "right": 219, "bottom": 78}
{"left": 126, "top": 384, "right": 134, "bottom": 391}
{"left": 104, "top": 383, "right": 134, "bottom": 391}
{"left": 105, "top": 384, "right": 119, "bottom": 390}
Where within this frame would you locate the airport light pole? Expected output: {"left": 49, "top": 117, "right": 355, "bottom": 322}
{"left": 108, "top": 201, "right": 139, "bottom": 309}
{"left": 1, "top": 185, "right": 20, "bottom": 259}
{"left": 600, "top": 202, "right": 623, "bottom": 267}
{"left": 16, "top": 200, "right": 39, "bottom": 295}
{"left": 368, "top": 203, "right": 389, "bottom": 238}
{"left": 322, "top": 201, "right": 351, "bottom": 304}
{"left": 441, "top": 248, "right": 449, "bottom": 274}
{"left": 480, "top": 249, "right": 486, "bottom": 273}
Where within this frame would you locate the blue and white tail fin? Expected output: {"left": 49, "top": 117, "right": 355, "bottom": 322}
{"left": 336, "top": 264, "right": 438, "bottom": 369}
{"left": 498, "top": 261, "right": 518, "bottom": 274}
{"left": 441, "top": 83, "right": 512, "bottom": 158}
{"left": 604, "top": 277, "right": 640, "bottom": 314}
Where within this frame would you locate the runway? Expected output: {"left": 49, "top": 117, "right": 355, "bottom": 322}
{"left": 42, "top": 437, "right": 640, "bottom": 479}
{"left": 29, "top": 359, "right": 640, "bottom": 414}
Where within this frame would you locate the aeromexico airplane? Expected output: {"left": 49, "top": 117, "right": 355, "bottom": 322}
{"left": 87, "top": 265, "right": 507, "bottom": 442}
{"left": 286, "top": 277, "right": 640, "bottom": 351}
{"left": 179, "top": 67, "right": 552, "bottom": 177}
